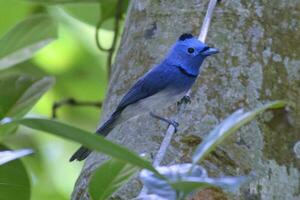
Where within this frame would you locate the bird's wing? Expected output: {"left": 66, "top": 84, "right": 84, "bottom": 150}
{"left": 115, "top": 65, "right": 173, "bottom": 112}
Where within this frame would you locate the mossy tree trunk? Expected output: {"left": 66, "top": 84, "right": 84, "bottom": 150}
{"left": 72, "top": 0, "right": 300, "bottom": 199}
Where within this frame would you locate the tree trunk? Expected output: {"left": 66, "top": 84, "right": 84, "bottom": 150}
{"left": 72, "top": 0, "right": 300, "bottom": 199}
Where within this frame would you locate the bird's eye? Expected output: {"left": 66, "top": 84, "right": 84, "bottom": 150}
{"left": 187, "top": 47, "right": 195, "bottom": 54}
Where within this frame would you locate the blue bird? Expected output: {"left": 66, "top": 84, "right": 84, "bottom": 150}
{"left": 70, "top": 33, "right": 218, "bottom": 161}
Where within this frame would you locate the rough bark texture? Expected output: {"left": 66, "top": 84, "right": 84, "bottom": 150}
{"left": 72, "top": 0, "right": 300, "bottom": 199}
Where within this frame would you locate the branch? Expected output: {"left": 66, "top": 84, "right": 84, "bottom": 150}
{"left": 52, "top": 98, "right": 102, "bottom": 119}
{"left": 184, "top": 0, "right": 220, "bottom": 99}
{"left": 198, "top": 0, "right": 219, "bottom": 42}
{"left": 152, "top": 125, "right": 176, "bottom": 167}
{"left": 138, "top": 0, "right": 221, "bottom": 197}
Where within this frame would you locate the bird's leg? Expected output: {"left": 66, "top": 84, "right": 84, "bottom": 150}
{"left": 177, "top": 95, "right": 191, "bottom": 105}
{"left": 150, "top": 112, "right": 179, "bottom": 132}
{"left": 177, "top": 90, "right": 192, "bottom": 105}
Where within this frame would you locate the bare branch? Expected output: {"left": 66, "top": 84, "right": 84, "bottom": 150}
{"left": 153, "top": 125, "right": 176, "bottom": 167}
{"left": 198, "top": 0, "right": 219, "bottom": 42}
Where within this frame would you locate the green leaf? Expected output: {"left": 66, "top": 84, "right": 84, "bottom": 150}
{"left": 0, "top": 1, "right": 33, "bottom": 36}
{"left": 0, "top": 145, "right": 31, "bottom": 200}
{"left": 0, "top": 60, "right": 47, "bottom": 78}
{"left": 62, "top": 0, "right": 128, "bottom": 29}
{"left": 0, "top": 75, "right": 55, "bottom": 119}
{"left": 9, "top": 118, "right": 159, "bottom": 175}
{"left": 23, "top": 0, "right": 98, "bottom": 4}
{"left": 192, "top": 100, "right": 287, "bottom": 164}
{"left": 62, "top": 3, "right": 100, "bottom": 26}
{"left": 0, "top": 149, "right": 33, "bottom": 165}
{"left": 100, "top": 1, "right": 117, "bottom": 22}
{"left": 89, "top": 159, "right": 138, "bottom": 200}
{"left": 0, "top": 14, "right": 57, "bottom": 69}
{"left": 24, "top": 0, "right": 128, "bottom": 28}
{"left": 99, "top": 0, "right": 129, "bottom": 30}
{"left": 0, "top": 75, "right": 54, "bottom": 137}
{"left": 0, "top": 125, "right": 18, "bottom": 139}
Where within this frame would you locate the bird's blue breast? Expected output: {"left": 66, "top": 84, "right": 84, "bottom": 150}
{"left": 165, "top": 65, "right": 197, "bottom": 93}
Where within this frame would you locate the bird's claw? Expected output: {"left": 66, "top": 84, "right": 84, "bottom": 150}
{"left": 168, "top": 119, "right": 179, "bottom": 132}
{"left": 150, "top": 112, "right": 179, "bottom": 132}
{"left": 178, "top": 95, "right": 191, "bottom": 105}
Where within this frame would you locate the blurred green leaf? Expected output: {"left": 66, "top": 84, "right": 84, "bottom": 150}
{"left": 99, "top": 0, "right": 129, "bottom": 30}
{"left": 10, "top": 118, "right": 159, "bottom": 175}
{"left": 0, "top": 75, "right": 54, "bottom": 137}
{"left": 89, "top": 159, "right": 138, "bottom": 200}
{"left": 100, "top": 1, "right": 117, "bottom": 22}
{"left": 0, "top": 60, "right": 46, "bottom": 78}
{"left": 0, "top": 1, "right": 34, "bottom": 36}
{"left": 0, "top": 125, "right": 18, "bottom": 139}
{"left": 0, "top": 14, "right": 57, "bottom": 69}
{"left": 0, "top": 148, "right": 33, "bottom": 165}
{"left": 23, "top": 0, "right": 98, "bottom": 4}
{"left": 0, "top": 75, "right": 55, "bottom": 119}
{"left": 192, "top": 100, "right": 287, "bottom": 164}
{"left": 103, "top": 0, "right": 129, "bottom": 19}
{"left": 0, "top": 145, "right": 31, "bottom": 200}
{"left": 62, "top": 0, "right": 128, "bottom": 29}
{"left": 62, "top": 3, "right": 100, "bottom": 26}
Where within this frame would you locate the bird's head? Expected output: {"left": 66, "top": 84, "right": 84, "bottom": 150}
{"left": 165, "top": 33, "right": 219, "bottom": 76}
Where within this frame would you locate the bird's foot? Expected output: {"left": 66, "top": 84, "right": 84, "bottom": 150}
{"left": 178, "top": 94, "right": 191, "bottom": 105}
{"left": 150, "top": 112, "right": 179, "bottom": 132}
{"left": 167, "top": 119, "right": 179, "bottom": 132}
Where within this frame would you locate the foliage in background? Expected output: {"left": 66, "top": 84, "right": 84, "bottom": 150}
{"left": 0, "top": 0, "right": 127, "bottom": 199}
{"left": 0, "top": 145, "right": 32, "bottom": 200}
{"left": 0, "top": 14, "right": 57, "bottom": 69}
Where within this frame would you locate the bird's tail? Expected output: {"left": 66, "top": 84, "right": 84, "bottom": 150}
{"left": 69, "top": 146, "right": 91, "bottom": 162}
{"left": 69, "top": 111, "right": 122, "bottom": 162}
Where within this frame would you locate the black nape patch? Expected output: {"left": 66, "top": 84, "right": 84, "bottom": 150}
{"left": 179, "top": 33, "right": 194, "bottom": 41}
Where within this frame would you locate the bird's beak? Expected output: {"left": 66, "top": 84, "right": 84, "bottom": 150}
{"left": 202, "top": 47, "right": 219, "bottom": 56}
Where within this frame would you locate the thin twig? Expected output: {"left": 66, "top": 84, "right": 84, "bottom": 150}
{"left": 183, "top": 0, "right": 219, "bottom": 99}
{"left": 153, "top": 125, "right": 176, "bottom": 167}
{"left": 95, "top": 0, "right": 123, "bottom": 78}
{"left": 52, "top": 98, "right": 102, "bottom": 119}
{"left": 198, "top": 0, "right": 218, "bottom": 42}
{"left": 138, "top": 0, "right": 220, "bottom": 197}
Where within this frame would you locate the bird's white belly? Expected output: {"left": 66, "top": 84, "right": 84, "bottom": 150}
{"left": 119, "top": 89, "right": 185, "bottom": 123}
